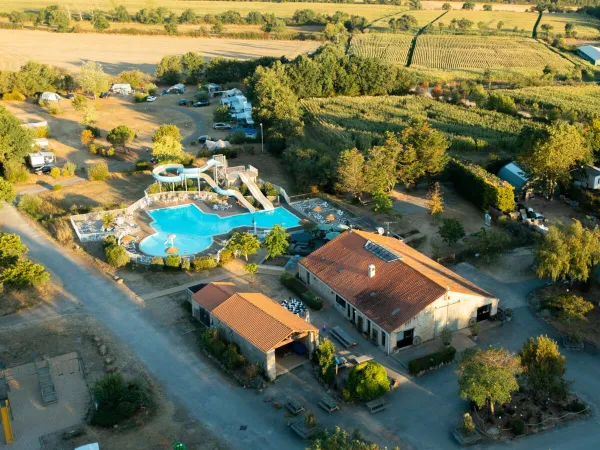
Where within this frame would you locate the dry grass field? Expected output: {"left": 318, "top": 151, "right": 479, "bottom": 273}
{"left": 0, "top": 29, "right": 320, "bottom": 74}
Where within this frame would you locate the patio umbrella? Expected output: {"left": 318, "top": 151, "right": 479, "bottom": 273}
{"left": 165, "top": 246, "right": 179, "bottom": 254}
{"left": 325, "top": 214, "right": 336, "bottom": 221}
{"left": 121, "top": 235, "right": 134, "bottom": 244}
{"left": 325, "top": 231, "right": 340, "bottom": 241}
{"left": 312, "top": 205, "right": 323, "bottom": 212}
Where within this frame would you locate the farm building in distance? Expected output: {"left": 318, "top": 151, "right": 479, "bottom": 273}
{"left": 299, "top": 230, "right": 498, "bottom": 354}
{"left": 189, "top": 282, "right": 318, "bottom": 380}
{"left": 577, "top": 45, "right": 600, "bottom": 65}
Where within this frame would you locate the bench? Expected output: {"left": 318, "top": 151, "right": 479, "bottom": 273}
{"left": 330, "top": 326, "right": 356, "bottom": 349}
{"left": 366, "top": 398, "right": 388, "bottom": 414}
{"left": 286, "top": 397, "right": 305, "bottom": 415}
{"left": 352, "top": 355, "right": 373, "bottom": 365}
{"left": 318, "top": 396, "right": 339, "bottom": 414}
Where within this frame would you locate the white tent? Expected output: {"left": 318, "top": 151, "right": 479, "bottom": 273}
{"left": 33, "top": 138, "right": 49, "bottom": 148}
{"left": 205, "top": 140, "right": 232, "bottom": 151}
{"left": 40, "top": 92, "right": 61, "bottom": 102}
{"left": 111, "top": 83, "right": 132, "bottom": 94}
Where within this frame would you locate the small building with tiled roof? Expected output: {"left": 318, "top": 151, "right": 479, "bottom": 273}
{"left": 299, "top": 230, "right": 498, "bottom": 354}
{"left": 191, "top": 282, "right": 318, "bottom": 380}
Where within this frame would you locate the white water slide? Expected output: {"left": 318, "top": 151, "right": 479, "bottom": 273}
{"left": 151, "top": 160, "right": 274, "bottom": 212}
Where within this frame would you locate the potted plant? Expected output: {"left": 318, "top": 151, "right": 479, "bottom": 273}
{"left": 440, "top": 327, "right": 453, "bottom": 347}
{"left": 452, "top": 412, "right": 481, "bottom": 445}
{"left": 504, "top": 308, "right": 513, "bottom": 322}
{"left": 469, "top": 322, "right": 480, "bottom": 341}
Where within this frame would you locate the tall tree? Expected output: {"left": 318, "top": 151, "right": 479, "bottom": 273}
{"left": 0, "top": 177, "right": 16, "bottom": 207}
{"left": 536, "top": 220, "right": 600, "bottom": 283}
{"left": 76, "top": 62, "right": 109, "bottom": 99}
{"left": 519, "top": 123, "right": 591, "bottom": 194}
{"left": 426, "top": 182, "right": 444, "bottom": 216}
{"left": 262, "top": 225, "right": 290, "bottom": 259}
{"left": 152, "top": 135, "right": 182, "bottom": 161}
{"left": 0, "top": 105, "right": 34, "bottom": 168}
{"left": 155, "top": 55, "right": 183, "bottom": 85}
{"left": 92, "top": 11, "right": 110, "bottom": 31}
{"left": 520, "top": 335, "right": 569, "bottom": 401}
{"left": 181, "top": 52, "right": 205, "bottom": 84}
{"left": 226, "top": 232, "right": 260, "bottom": 261}
{"left": 0, "top": 232, "right": 28, "bottom": 267}
{"left": 152, "top": 124, "right": 181, "bottom": 143}
{"left": 107, "top": 125, "right": 135, "bottom": 152}
{"left": 457, "top": 346, "right": 522, "bottom": 416}
{"left": 364, "top": 133, "right": 400, "bottom": 194}
{"left": 397, "top": 119, "right": 449, "bottom": 188}
{"left": 336, "top": 148, "right": 365, "bottom": 199}
{"left": 13, "top": 61, "right": 59, "bottom": 96}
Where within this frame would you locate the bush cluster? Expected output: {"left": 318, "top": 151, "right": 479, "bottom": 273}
{"left": 88, "top": 161, "right": 109, "bottom": 181}
{"left": 200, "top": 328, "right": 246, "bottom": 370}
{"left": 408, "top": 346, "right": 456, "bottom": 376}
{"left": 103, "top": 238, "right": 130, "bottom": 268}
{"left": 449, "top": 159, "right": 515, "bottom": 212}
{"left": 192, "top": 256, "right": 217, "bottom": 271}
{"left": 91, "top": 373, "right": 150, "bottom": 427}
{"left": 280, "top": 273, "right": 323, "bottom": 310}
{"left": 344, "top": 361, "right": 390, "bottom": 402}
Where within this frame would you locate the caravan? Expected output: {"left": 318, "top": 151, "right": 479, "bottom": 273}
{"left": 27, "top": 152, "right": 56, "bottom": 173}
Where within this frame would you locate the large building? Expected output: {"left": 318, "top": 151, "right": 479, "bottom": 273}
{"left": 299, "top": 230, "right": 498, "bottom": 354}
{"left": 577, "top": 45, "right": 600, "bottom": 65}
{"left": 190, "top": 282, "right": 318, "bottom": 380}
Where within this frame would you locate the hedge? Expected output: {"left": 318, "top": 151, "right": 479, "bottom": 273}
{"left": 301, "top": 291, "right": 323, "bottom": 310}
{"left": 408, "top": 346, "right": 456, "bottom": 376}
{"left": 281, "top": 273, "right": 323, "bottom": 310}
{"left": 449, "top": 159, "right": 515, "bottom": 212}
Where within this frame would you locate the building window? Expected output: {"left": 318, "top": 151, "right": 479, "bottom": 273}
{"left": 397, "top": 329, "right": 414, "bottom": 349}
{"left": 381, "top": 332, "right": 386, "bottom": 347}
{"left": 306, "top": 273, "right": 310, "bottom": 285}
{"left": 335, "top": 294, "right": 346, "bottom": 308}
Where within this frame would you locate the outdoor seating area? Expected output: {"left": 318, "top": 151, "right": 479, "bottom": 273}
{"left": 293, "top": 199, "right": 345, "bottom": 226}
{"left": 73, "top": 211, "right": 140, "bottom": 241}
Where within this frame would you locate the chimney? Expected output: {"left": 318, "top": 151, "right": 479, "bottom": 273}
{"left": 368, "top": 264, "right": 376, "bottom": 278}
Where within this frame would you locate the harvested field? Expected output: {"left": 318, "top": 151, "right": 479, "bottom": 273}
{"left": 0, "top": 29, "right": 320, "bottom": 74}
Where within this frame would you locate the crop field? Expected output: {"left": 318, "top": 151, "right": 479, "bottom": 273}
{"left": 301, "top": 95, "right": 528, "bottom": 155}
{"left": 503, "top": 85, "right": 600, "bottom": 118}
{"left": 347, "top": 33, "right": 413, "bottom": 66}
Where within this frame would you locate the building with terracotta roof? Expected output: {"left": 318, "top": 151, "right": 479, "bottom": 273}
{"left": 299, "top": 230, "right": 498, "bottom": 354}
{"left": 190, "top": 282, "right": 318, "bottom": 380}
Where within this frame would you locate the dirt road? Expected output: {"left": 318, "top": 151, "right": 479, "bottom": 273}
{"left": 0, "top": 204, "right": 303, "bottom": 450}
{"left": 0, "top": 29, "right": 320, "bottom": 74}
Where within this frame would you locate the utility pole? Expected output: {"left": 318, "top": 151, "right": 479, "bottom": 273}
{"left": 383, "top": 221, "right": 396, "bottom": 236}
{"left": 260, "top": 123, "right": 264, "bottom": 154}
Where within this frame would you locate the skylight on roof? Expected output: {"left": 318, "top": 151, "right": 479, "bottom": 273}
{"left": 364, "top": 240, "right": 399, "bottom": 262}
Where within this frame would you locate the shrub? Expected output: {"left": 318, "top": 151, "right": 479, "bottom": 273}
{"left": 3, "top": 161, "right": 29, "bottom": 183}
{"left": 280, "top": 272, "right": 308, "bottom": 297}
{"left": 47, "top": 103, "right": 62, "bottom": 115}
{"left": 104, "top": 244, "right": 130, "bottom": 268}
{"left": 180, "top": 258, "right": 190, "bottom": 271}
{"left": 511, "top": 419, "right": 526, "bottom": 435}
{"left": 48, "top": 218, "right": 74, "bottom": 244}
{"left": 17, "top": 194, "right": 43, "bottom": 218}
{"left": 192, "top": 256, "right": 217, "bottom": 271}
{"left": 439, "top": 218, "right": 466, "bottom": 245}
{"left": 146, "top": 182, "right": 161, "bottom": 194}
{"left": 133, "top": 92, "right": 148, "bottom": 103}
{"left": 135, "top": 159, "right": 150, "bottom": 171}
{"left": 2, "top": 89, "right": 26, "bottom": 101}
{"left": 88, "top": 143, "right": 99, "bottom": 155}
{"left": 91, "top": 373, "right": 150, "bottom": 427}
{"left": 145, "top": 83, "right": 157, "bottom": 95}
{"left": 449, "top": 159, "right": 515, "bottom": 212}
{"left": 103, "top": 235, "right": 117, "bottom": 249}
{"left": 62, "top": 161, "right": 76, "bottom": 177}
{"left": 568, "top": 400, "right": 587, "bottom": 413}
{"left": 106, "top": 147, "right": 115, "bottom": 157}
{"left": 0, "top": 260, "right": 50, "bottom": 288}
{"left": 463, "top": 412, "right": 475, "bottom": 434}
{"left": 221, "top": 344, "right": 245, "bottom": 369}
{"left": 230, "top": 130, "right": 246, "bottom": 145}
{"left": 150, "top": 256, "right": 164, "bottom": 270}
{"left": 217, "top": 248, "right": 234, "bottom": 266}
{"left": 88, "top": 161, "right": 109, "bottom": 181}
{"left": 81, "top": 129, "right": 94, "bottom": 146}
{"left": 52, "top": 184, "right": 62, "bottom": 191}
{"left": 408, "top": 347, "right": 456, "bottom": 376}
{"left": 300, "top": 291, "right": 323, "bottom": 310}
{"left": 50, "top": 167, "right": 61, "bottom": 178}
{"left": 34, "top": 126, "right": 49, "bottom": 138}
{"left": 345, "top": 361, "right": 390, "bottom": 402}
{"left": 200, "top": 328, "right": 227, "bottom": 357}
{"left": 316, "top": 338, "right": 336, "bottom": 383}
{"left": 165, "top": 254, "right": 181, "bottom": 269}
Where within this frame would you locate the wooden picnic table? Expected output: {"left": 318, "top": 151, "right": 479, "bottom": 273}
{"left": 318, "top": 396, "right": 339, "bottom": 414}
{"left": 366, "top": 397, "right": 388, "bottom": 414}
{"left": 286, "top": 397, "right": 305, "bottom": 415}
{"left": 330, "top": 326, "right": 356, "bottom": 349}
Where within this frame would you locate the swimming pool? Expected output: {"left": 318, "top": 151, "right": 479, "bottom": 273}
{"left": 139, "top": 204, "right": 301, "bottom": 257}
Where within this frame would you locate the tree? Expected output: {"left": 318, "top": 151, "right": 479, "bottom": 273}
{"left": 261, "top": 19, "right": 286, "bottom": 33}
{"left": 535, "top": 220, "right": 600, "bottom": 283}
{"left": 469, "top": 229, "right": 510, "bottom": 263}
{"left": 397, "top": 119, "right": 449, "bottom": 188}
{"left": 92, "top": 11, "right": 110, "bottom": 31}
{"left": 8, "top": 11, "right": 25, "bottom": 25}
{"left": 336, "top": 148, "right": 365, "bottom": 199}
{"left": 152, "top": 124, "right": 182, "bottom": 144}
{"left": 389, "top": 14, "right": 418, "bottom": 32}
{"left": 372, "top": 191, "right": 393, "bottom": 213}
{"left": 0, "top": 233, "right": 28, "bottom": 267}
{"left": 520, "top": 335, "right": 569, "bottom": 401}
{"left": 427, "top": 182, "right": 444, "bottom": 216}
{"left": 181, "top": 51, "right": 205, "bottom": 84}
{"left": 1, "top": 259, "right": 50, "bottom": 288}
{"left": 244, "top": 262, "right": 258, "bottom": 281}
{"left": 0, "top": 177, "right": 16, "bottom": 206}
{"left": 81, "top": 129, "right": 94, "bottom": 146}
{"left": 105, "top": 243, "right": 130, "bottom": 268}
{"left": 40, "top": 6, "right": 70, "bottom": 32}
{"left": 462, "top": 2, "right": 475, "bottom": 10}
{"left": 483, "top": 4, "right": 493, "bottom": 11}
{"left": 442, "top": 3, "right": 452, "bottom": 10}
{"left": 155, "top": 55, "right": 183, "bottom": 85}
{"left": 262, "top": 225, "right": 290, "bottom": 259}
{"left": 80, "top": 105, "right": 98, "bottom": 127}
{"left": 519, "top": 123, "right": 590, "bottom": 195}
{"left": 92, "top": 372, "right": 149, "bottom": 426}
{"left": 457, "top": 346, "right": 522, "bottom": 416}
{"left": 179, "top": 8, "right": 196, "bottom": 23}
{"left": 345, "top": 361, "right": 390, "bottom": 402}
{"left": 548, "top": 294, "right": 594, "bottom": 324}
{"left": 101, "top": 214, "right": 115, "bottom": 230}
{"left": 164, "top": 22, "right": 177, "bottom": 35}
{"left": 316, "top": 338, "right": 336, "bottom": 383}
{"left": 88, "top": 161, "right": 109, "bottom": 181}
{"left": 0, "top": 105, "right": 34, "bottom": 166}
{"left": 76, "top": 62, "right": 109, "bottom": 99}
{"left": 111, "top": 5, "right": 130, "bottom": 22}
{"left": 227, "top": 232, "right": 260, "bottom": 261}
{"left": 364, "top": 133, "right": 400, "bottom": 194}
{"left": 541, "top": 23, "right": 553, "bottom": 37}
{"left": 107, "top": 125, "right": 135, "bottom": 152}
{"left": 497, "top": 20, "right": 504, "bottom": 30}
{"left": 152, "top": 135, "right": 183, "bottom": 161}
{"left": 213, "top": 105, "right": 231, "bottom": 123}
{"left": 439, "top": 218, "right": 465, "bottom": 245}
{"left": 72, "top": 95, "right": 88, "bottom": 112}
{"left": 309, "top": 427, "right": 397, "bottom": 450}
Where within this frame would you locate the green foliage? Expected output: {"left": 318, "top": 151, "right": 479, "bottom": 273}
{"left": 511, "top": 419, "right": 526, "bottom": 436}
{"left": 135, "top": 159, "right": 150, "bottom": 171}
{"left": 426, "top": 182, "right": 444, "bottom": 216}
{"left": 155, "top": 55, "right": 182, "bottom": 85}
{"left": 104, "top": 244, "right": 130, "bottom": 268}
{"left": 133, "top": 92, "right": 148, "bottom": 103}
{"left": 50, "top": 167, "right": 61, "bottom": 179}
{"left": 336, "top": 148, "right": 364, "bottom": 198}
{"left": 107, "top": 125, "right": 135, "bottom": 150}
{"left": 226, "top": 232, "right": 260, "bottom": 261}
{"left": 300, "top": 291, "right": 323, "bottom": 310}
{"left": 308, "top": 427, "right": 392, "bottom": 450}
{"left": 364, "top": 134, "right": 400, "bottom": 195}
{"left": 463, "top": 413, "right": 475, "bottom": 434}
{"left": 316, "top": 338, "right": 336, "bottom": 383}
{"left": 536, "top": 221, "right": 600, "bottom": 283}
{"left": 12, "top": 61, "right": 59, "bottom": 96}
{"left": 1, "top": 259, "right": 50, "bottom": 288}
{"left": 547, "top": 294, "right": 594, "bottom": 323}
{"left": 152, "top": 124, "right": 182, "bottom": 143}
{"left": 372, "top": 191, "right": 393, "bottom": 213}
{"left": 213, "top": 105, "right": 231, "bottom": 123}
{"left": 0, "top": 233, "right": 28, "bottom": 267}
{"left": 280, "top": 272, "right": 308, "bottom": 296}
{"left": 439, "top": 218, "right": 466, "bottom": 245}
{"left": 52, "top": 185, "right": 61, "bottom": 193}
{"left": 520, "top": 335, "right": 569, "bottom": 401}
{"left": 469, "top": 229, "right": 511, "bottom": 263}
{"left": 192, "top": 256, "right": 217, "bottom": 271}
{"left": 3, "top": 160, "right": 28, "bottom": 183}
{"left": 221, "top": 344, "right": 246, "bottom": 369}
{"left": 103, "top": 235, "right": 117, "bottom": 249}
{"left": 62, "top": 161, "right": 76, "bottom": 177}
{"left": 76, "top": 61, "right": 109, "bottom": 98}
{"left": 263, "top": 225, "right": 290, "bottom": 259}
{"left": 244, "top": 262, "right": 258, "bottom": 278}
{"left": 92, "top": 11, "right": 110, "bottom": 31}
{"left": 80, "top": 129, "right": 94, "bottom": 146}
{"left": 17, "top": 194, "right": 43, "bottom": 218}
{"left": 164, "top": 22, "right": 178, "bottom": 35}
{"left": 345, "top": 361, "right": 390, "bottom": 402}
{"left": 230, "top": 130, "right": 246, "bottom": 145}
{"left": 92, "top": 373, "right": 150, "bottom": 427}
{"left": 457, "top": 346, "right": 522, "bottom": 415}
{"left": 0, "top": 105, "right": 34, "bottom": 168}
{"left": 0, "top": 177, "right": 15, "bottom": 205}
{"left": 115, "top": 70, "right": 150, "bottom": 89}
{"left": 165, "top": 255, "right": 181, "bottom": 268}
{"left": 389, "top": 14, "right": 418, "bottom": 32}
{"left": 88, "top": 161, "right": 109, "bottom": 181}
{"left": 449, "top": 159, "right": 515, "bottom": 212}
{"left": 408, "top": 346, "right": 456, "bottom": 376}
{"left": 152, "top": 135, "right": 182, "bottom": 161}
{"left": 2, "top": 90, "right": 26, "bottom": 101}
{"left": 180, "top": 258, "right": 191, "bottom": 271}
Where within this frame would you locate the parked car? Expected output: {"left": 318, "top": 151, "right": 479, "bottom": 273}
{"left": 35, "top": 165, "right": 53, "bottom": 175}
{"left": 198, "top": 135, "right": 214, "bottom": 144}
{"left": 65, "top": 92, "right": 75, "bottom": 99}
{"left": 146, "top": 96, "right": 157, "bottom": 102}
{"left": 99, "top": 92, "right": 110, "bottom": 98}
{"left": 193, "top": 101, "right": 209, "bottom": 107}
{"left": 161, "top": 89, "right": 169, "bottom": 95}
{"left": 212, "top": 123, "right": 232, "bottom": 130}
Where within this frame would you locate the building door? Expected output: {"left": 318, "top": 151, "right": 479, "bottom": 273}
{"left": 397, "top": 329, "right": 414, "bottom": 349}
{"left": 477, "top": 304, "right": 492, "bottom": 322}
{"left": 357, "top": 315, "right": 364, "bottom": 332}
{"left": 434, "top": 301, "right": 461, "bottom": 335}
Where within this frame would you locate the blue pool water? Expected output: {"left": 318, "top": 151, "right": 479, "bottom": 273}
{"left": 139, "top": 204, "right": 301, "bottom": 257}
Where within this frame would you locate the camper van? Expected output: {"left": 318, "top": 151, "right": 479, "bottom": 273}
{"left": 28, "top": 151, "right": 56, "bottom": 172}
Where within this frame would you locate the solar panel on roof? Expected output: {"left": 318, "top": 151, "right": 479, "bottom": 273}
{"left": 364, "top": 240, "right": 399, "bottom": 262}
